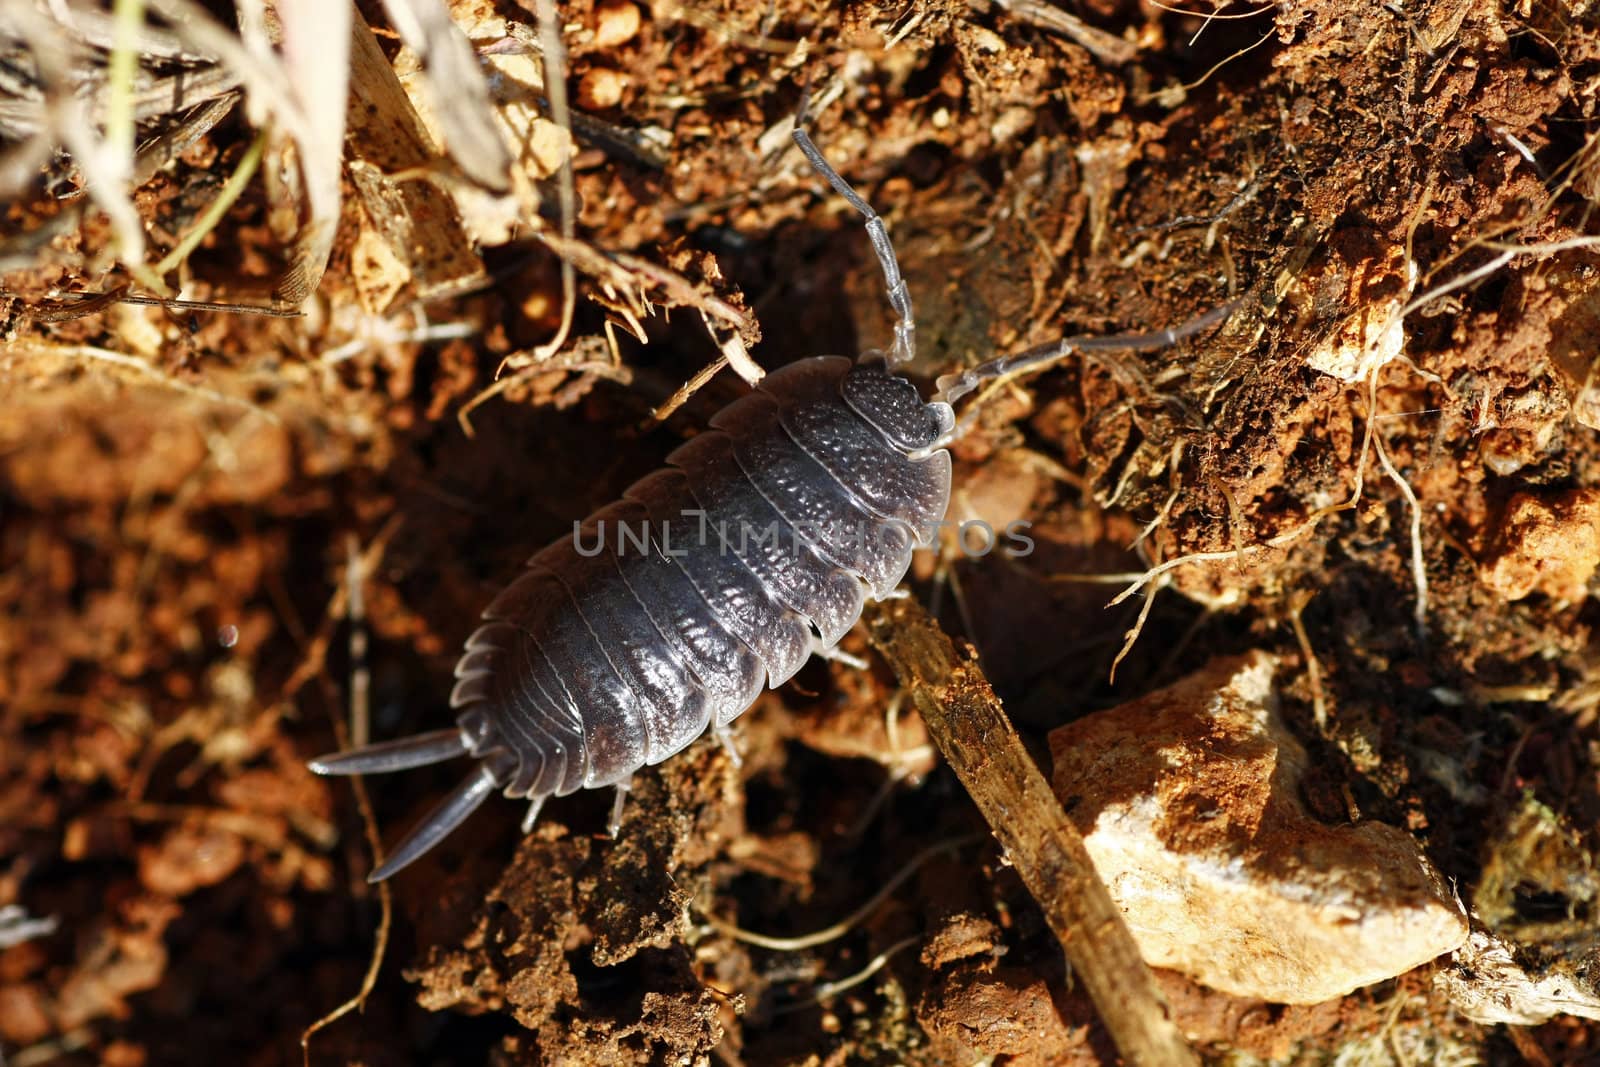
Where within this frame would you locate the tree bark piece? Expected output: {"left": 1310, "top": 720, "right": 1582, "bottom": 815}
{"left": 865, "top": 598, "right": 1199, "bottom": 1067}
{"left": 343, "top": 10, "right": 489, "bottom": 306}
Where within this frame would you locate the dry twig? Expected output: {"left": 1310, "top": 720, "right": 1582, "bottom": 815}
{"left": 864, "top": 598, "right": 1198, "bottom": 1067}
{"left": 986, "top": 0, "right": 1138, "bottom": 65}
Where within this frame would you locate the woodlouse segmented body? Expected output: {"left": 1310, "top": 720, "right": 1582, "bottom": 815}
{"left": 311, "top": 349, "right": 956, "bottom": 880}
{"left": 460, "top": 356, "right": 954, "bottom": 794}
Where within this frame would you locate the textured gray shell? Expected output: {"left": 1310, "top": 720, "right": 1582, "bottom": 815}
{"left": 307, "top": 356, "right": 956, "bottom": 879}
{"left": 453, "top": 356, "right": 953, "bottom": 798}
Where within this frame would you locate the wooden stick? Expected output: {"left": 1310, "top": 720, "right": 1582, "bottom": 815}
{"left": 864, "top": 598, "right": 1198, "bottom": 1067}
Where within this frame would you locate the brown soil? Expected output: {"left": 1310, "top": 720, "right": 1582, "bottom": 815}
{"left": 3, "top": 0, "right": 1599, "bottom": 1063}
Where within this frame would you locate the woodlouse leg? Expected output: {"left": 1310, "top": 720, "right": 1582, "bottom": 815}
{"left": 307, "top": 727, "right": 469, "bottom": 776}
{"left": 791, "top": 87, "right": 916, "bottom": 368}
{"left": 714, "top": 726, "right": 743, "bottom": 770}
{"left": 367, "top": 764, "right": 502, "bottom": 882}
{"left": 810, "top": 638, "right": 870, "bottom": 671}
{"left": 520, "top": 793, "right": 546, "bottom": 834}
{"left": 607, "top": 781, "right": 631, "bottom": 838}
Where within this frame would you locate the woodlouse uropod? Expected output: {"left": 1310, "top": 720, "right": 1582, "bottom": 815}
{"left": 309, "top": 95, "right": 1235, "bottom": 882}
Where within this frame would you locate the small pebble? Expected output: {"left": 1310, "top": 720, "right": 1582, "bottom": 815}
{"left": 593, "top": 1, "right": 641, "bottom": 48}
{"left": 577, "top": 67, "right": 628, "bottom": 110}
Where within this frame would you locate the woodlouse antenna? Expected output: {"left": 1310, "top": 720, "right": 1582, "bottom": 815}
{"left": 791, "top": 83, "right": 916, "bottom": 368}
{"left": 934, "top": 298, "right": 1242, "bottom": 404}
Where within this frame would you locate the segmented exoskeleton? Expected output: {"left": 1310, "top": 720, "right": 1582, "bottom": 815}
{"left": 309, "top": 94, "right": 1233, "bottom": 882}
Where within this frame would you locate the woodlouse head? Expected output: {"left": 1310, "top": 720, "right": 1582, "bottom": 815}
{"left": 842, "top": 358, "right": 955, "bottom": 452}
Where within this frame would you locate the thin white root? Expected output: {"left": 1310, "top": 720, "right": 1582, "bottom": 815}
{"left": 1372, "top": 422, "right": 1428, "bottom": 634}
{"left": 528, "top": 0, "right": 576, "bottom": 363}
{"left": 1097, "top": 230, "right": 1600, "bottom": 666}
{"left": 705, "top": 834, "right": 983, "bottom": 952}
{"left": 771, "top": 934, "right": 922, "bottom": 1014}
{"left": 843, "top": 691, "right": 937, "bottom": 840}
{"left": 1109, "top": 575, "right": 1163, "bottom": 684}
{"left": 1286, "top": 589, "right": 1327, "bottom": 730}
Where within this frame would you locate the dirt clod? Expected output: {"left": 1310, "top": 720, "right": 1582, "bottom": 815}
{"left": 1479, "top": 488, "right": 1600, "bottom": 602}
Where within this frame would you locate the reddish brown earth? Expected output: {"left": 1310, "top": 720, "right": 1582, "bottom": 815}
{"left": 3, "top": 0, "right": 1599, "bottom": 1063}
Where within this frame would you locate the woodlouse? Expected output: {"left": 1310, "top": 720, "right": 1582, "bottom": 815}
{"left": 309, "top": 98, "right": 1233, "bottom": 882}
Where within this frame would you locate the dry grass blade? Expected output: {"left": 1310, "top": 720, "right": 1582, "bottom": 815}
{"left": 0, "top": 83, "right": 237, "bottom": 243}
{"left": 130, "top": 92, "right": 241, "bottom": 185}
{"left": 0, "top": 133, "right": 54, "bottom": 202}
{"left": 140, "top": 0, "right": 347, "bottom": 303}
{"left": 106, "top": 0, "right": 146, "bottom": 169}
{"left": 154, "top": 126, "right": 266, "bottom": 276}
{"left": 864, "top": 598, "right": 1199, "bottom": 1067}
{"left": 143, "top": 0, "right": 304, "bottom": 134}
{"left": 0, "top": 2, "right": 248, "bottom": 289}
{"left": 265, "top": 0, "right": 350, "bottom": 303}
{"left": 15, "top": 286, "right": 298, "bottom": 321}
{"left": 0, "top": 5, "right": 238, "bottom": 137}
{"left": 5, "top": 2, "right": 161, "bottom": 291}
{"left": 377, "top": 0, "right": 510, "bottom": 191}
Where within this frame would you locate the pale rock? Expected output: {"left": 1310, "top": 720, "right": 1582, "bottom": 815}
{"left": 1304, "top": 292, "right": 1406, "bottom": 382}
{"left": 1559, "top": 365, "right": 1600, "bottom": 432}
{"left": 1048, "top": 652, "right": 1468, "bottom": 1004}
{"left": 576, "top": 68, "right": 629, "bottom": 111}
{"left": 1437, "top": 930, "right": 1600, "bottom": 1025}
